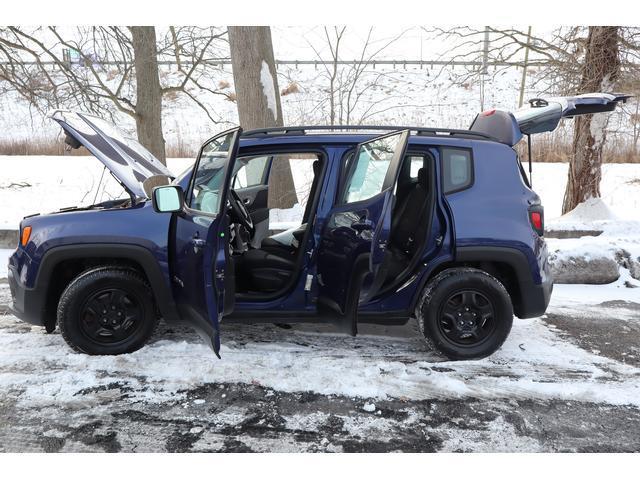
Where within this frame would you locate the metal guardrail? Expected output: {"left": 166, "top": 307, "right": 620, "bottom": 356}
{"left": 0, "top": 59, "right": 550, "bottom": 68}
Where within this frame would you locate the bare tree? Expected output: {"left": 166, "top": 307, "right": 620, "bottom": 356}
{"left": 307, "top": 26, "right": 409, "bottom": 125}
{"left": 0, "top": 26, "right": 230, "bottom": 164}
{"left": 228, "top": 26, "right": 282, "bottom": 129}
{"left": 426, "top": 26, "right": 640, "bottom": 213}
{"left": 562, "top": 27, "right": 621, "bottom": 214}
{"left": 228, "top": 26, "right": 296, "bottom": 209}
{"left": 130, "top": 27, "right": 165, "bottom": 162}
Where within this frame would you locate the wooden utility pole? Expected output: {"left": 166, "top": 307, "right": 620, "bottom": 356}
{"left": 518, "top": 26, "right": 532, "bottom": 108}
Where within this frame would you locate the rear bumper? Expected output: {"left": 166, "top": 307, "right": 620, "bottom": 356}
{"left": 7, "top": 264, "right": 45, "bottom": 326}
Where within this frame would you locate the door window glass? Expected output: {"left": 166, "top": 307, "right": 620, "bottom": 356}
{"left": 342, "top": 132, "right": 403, "bottom": 203}
{"left": 189, "top": 131, "right": 236, "bottom": 214}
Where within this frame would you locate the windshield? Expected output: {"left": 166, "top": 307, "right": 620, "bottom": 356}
{"left": 51, "top": 110, "right": 173, "bottom": 198}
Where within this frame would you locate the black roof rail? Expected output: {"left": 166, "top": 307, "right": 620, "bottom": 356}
{"left": 241, "top": 125, "right": 497, "bottom": 142}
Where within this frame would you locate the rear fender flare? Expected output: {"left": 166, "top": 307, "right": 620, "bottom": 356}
{"left": 409, "top": 245, "right": 539, "bottom": 318}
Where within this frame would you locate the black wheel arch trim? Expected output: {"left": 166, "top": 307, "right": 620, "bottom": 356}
{"left": 34, "top": 243, "right": 181, "bottom": 324}
{"left": 411, "top": 245, "right": 551, "bottom": 319}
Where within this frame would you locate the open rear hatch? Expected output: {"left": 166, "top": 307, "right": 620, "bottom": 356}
{"left": 469, "top": 93, "right": 632, "bottom": 146}
{"left": 51, "top": 110, "right": 173, "bottom": 199}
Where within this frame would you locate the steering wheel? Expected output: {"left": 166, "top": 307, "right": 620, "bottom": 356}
{"left": 228, "top": 189, "right": 254, "bottom": 234}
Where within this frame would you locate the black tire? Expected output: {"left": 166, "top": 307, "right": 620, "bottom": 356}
{"left": 57, "top": 267, "right": 158, "bottom": 355}
{"left": 417, "top": 268, "right": 513, "bottom": 360}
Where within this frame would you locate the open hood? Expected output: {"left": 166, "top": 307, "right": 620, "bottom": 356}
{"left": 51, "top": 110, "right": 174, "bottom": 199}
{"left": 469, "top": 93, "right": 632, "bottom": 146}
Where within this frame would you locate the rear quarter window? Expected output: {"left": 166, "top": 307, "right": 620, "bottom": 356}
{"left": 442, "top": 148, "right": 473, "bottom": 194}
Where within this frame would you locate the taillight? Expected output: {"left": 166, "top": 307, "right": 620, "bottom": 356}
{"left": 529, "top": 207, "right": 544, "bottom": 236}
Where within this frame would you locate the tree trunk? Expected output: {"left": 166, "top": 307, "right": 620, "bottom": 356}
{"left": 562, "top": 26, "right": 620, "bottom": 214}
{"left": 130, "top": 26, "right": 166, "bottom": 165}
{"left": 228, "top": 26, "right": 297, "bottom": 209}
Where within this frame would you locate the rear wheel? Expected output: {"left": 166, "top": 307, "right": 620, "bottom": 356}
{"left": 417, "top": 268, "right": 513, "bottom": 360}
{"left": 57, "top": 267, "right": 158, "bottom": 355}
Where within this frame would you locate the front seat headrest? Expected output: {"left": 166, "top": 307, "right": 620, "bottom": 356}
{"left": 417, "top": 167, "right": 427, "bottom": 188}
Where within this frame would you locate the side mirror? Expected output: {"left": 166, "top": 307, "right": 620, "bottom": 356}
{"left": 152, "top": 185, "right": 184, "bottom": 213}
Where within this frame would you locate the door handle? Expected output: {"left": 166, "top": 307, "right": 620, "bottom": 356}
{"left": 191, "top": 234, "right": 207, "bottom": 250}
{"left": 191, "top": 236, "right": 206, "bottom": 254}
{"left": 351, "top": 219, "right": 373, "bottom": 232}
{"left": 242, "top": 197, "right": 251, "bottom": 205}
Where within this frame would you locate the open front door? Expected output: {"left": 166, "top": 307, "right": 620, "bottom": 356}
{"left": 316, "top": 130, "right": 409, "bottom": 332}
{"left": 171, "top": 128, "right": 242, "bottom": 357}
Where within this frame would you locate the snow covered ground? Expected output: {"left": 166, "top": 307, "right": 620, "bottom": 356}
{"left": 0, "top": 156, "right": 191, "bottom": 230}
{"left": 0, "top": 65, "right": 537, "bottom": 147}
{"left": 1, "top": 277, "right": 640, "bottom": 452}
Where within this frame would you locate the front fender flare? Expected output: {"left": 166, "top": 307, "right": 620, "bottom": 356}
{"left": 35, "top": 243, "right": 180, "bottom": 324}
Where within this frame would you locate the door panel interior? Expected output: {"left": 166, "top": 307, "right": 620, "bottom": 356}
{"left": 316, "top": 130, "right": 410, "bottom": 329}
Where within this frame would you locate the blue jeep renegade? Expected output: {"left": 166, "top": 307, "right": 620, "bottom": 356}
{"left": 7, "top": 93, "right": 628, "bottom": 360}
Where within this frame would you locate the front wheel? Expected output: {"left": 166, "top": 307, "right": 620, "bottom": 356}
{"left": 57, "top": 267, "right": 158, "bottom": 355}
{"left": 417, "top": 268, "right": 513, "bottom": 360}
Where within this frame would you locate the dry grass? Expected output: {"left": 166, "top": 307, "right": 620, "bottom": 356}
{"left": 0, "top": 137, "right": 198, "bottom": 158}
{"left": 514, "top": 133, "right": 640, "bottom": 163}
{"left": 0, "top": 135, "right": 638, "bottom": 162}
{"left": 0, "top": 138, "right": 90, "bottom": 156}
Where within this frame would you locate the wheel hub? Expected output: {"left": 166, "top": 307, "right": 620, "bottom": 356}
{"left": 439, "top": 289, "right": 495, "bottom": 345}
{"left": 80, "top": 288, "right": 142, "bottom": 344}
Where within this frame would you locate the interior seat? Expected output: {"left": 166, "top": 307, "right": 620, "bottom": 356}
{"left": 384, "top": 167, "right": 431, "bottom": 279}
{"left": 238, "top": 248, "right": 296, "bottom": 293}
{"left": 260, "top": 159, "right": 321, "bottom": 256}
{"left": 237, "top": 160, "right": 322, "bottom": 293}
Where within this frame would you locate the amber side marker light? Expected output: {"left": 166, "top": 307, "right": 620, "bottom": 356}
{"left": 21, "top": 226, "right": 32, "bottom": 246}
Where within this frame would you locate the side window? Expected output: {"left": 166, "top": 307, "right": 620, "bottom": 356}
{"left": 342, "top": 133, "right": 402, "bottom": 203}
{"left": 442, "top": 148, "right": 473, "bottom": 194}
{"left": 408, "top": 155, "right": 424, "bottom": 179}
{"left": 233, "top": 155, "right": 269, "bottom": 189}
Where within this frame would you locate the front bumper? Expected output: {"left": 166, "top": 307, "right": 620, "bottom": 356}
{"left": 7, "top": 264, "right": 45, "bottom": 326}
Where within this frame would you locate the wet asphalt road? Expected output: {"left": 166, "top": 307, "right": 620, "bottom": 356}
{"left": 1, "top": 281, "right": 639, "bottom": 453}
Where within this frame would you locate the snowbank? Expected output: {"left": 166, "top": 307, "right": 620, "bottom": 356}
{"left": 551, "top": 197, "right": 617, "bottom": 228}
{"left": 546, "top": 198, "right": 640, "bottom": 284}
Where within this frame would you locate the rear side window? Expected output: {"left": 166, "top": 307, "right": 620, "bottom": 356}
{"left": 442, "top": 148, "right": 473, "bottom": 193}
{"left": 233, "top": 155, "right": 269, "bottom": 189}
{"left": 408, "top": 155, "right": 424, "bottom": 179}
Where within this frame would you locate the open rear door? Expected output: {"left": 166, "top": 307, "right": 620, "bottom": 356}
{"left": 316, "top": 130, "right": 409, "bottom": 333}
{"left": 470, "top": 93, "right": 631, "bottom": 146}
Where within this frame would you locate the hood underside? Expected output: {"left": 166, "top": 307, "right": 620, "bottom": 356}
{"left": 51, "top": 110, "right": 173, "bottom": 198}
